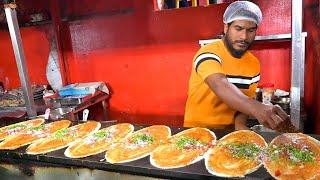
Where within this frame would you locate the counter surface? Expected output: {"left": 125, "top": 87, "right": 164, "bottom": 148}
{"left": 0, "top": 123, "right": 319, "bottom": 179}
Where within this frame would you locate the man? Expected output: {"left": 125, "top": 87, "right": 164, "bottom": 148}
{"left": 184, "top": 1, "right": 290, "bottom": 130}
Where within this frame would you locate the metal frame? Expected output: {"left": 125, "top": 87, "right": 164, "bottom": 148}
{"left": 199, "top": 33, "right": 307, "bottom": 46}
{"left": 198, "top": 1, "right": 306, "bottom": 131}
{"left": 291, "top": 0, "right": 304, "bottom": 130}
{"left": 4, "top": 5, "right": 37, "bottom": 118}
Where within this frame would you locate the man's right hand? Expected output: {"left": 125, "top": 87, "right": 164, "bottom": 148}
{"left": 205, "top": 73, "right": 296, "bottom": 132}
{"left": 253, "top": 103, "right": 292, "bottom": 130}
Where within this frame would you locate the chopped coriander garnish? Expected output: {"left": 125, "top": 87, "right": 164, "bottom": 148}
{"left": 8, "top": 124, "right": 26, "bottom": 130}
{"left": 226, "top": 143, "right": 261, "bottom": 159}
{"left": 288, "top": 145, "right": 315, "bottom": 163}
{"left": 93, "top": 130, "right": 110, "bottom": 139}
{"left": 175, "top": 136, "right": 206, "bottom": 150}
{"left": 54, "top": 128, "right": 69, "bottom": 138}
{"left": 29, "top": 124, "right": 45, "bottom": 131}
{"left": 131, "top": 133, "right": 154, "bottom": 144}
{"left": 269, "top": 145, "right": 315, "bottom": 164}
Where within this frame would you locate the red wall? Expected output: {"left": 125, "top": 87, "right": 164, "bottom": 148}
{"left": 60, "top": 2, "right": 230, "bottom": 126}
{"left": 304, "top": 0, "right": 320, "bottom": 134}
{"left": 0, "top": 26, "right": 50, "bottom": 89}
{"left": 0, "top": 0, "right": 319, "bottom": 132}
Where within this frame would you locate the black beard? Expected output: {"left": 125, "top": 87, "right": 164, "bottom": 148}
{"left": 223, "top": 34, "right": 253, "bottom": 58}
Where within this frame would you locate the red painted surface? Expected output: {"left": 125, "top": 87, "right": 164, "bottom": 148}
{"left": 59, "top": 2, "right": 231, "bottom": 126}
{"left": 304, "top": 0, "right": 320, "bottom": 134}
{"left": 0, "top": 26, "right": 50, "bottom": 89}
{"left": 0, "top": 0, "right": 319, "bottom": 132}
{"left": 67, "top": 43, "right": 196, "bottom": 126}
{"left": 59, "top": 0, "right": 134, "bottom": 18}
{"left": 251, "top": 42, "right": 291, "bottom": 91}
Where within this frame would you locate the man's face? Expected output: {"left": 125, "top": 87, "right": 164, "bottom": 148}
{"left": 223, "top": 20, "right": 257, "bottom": 58}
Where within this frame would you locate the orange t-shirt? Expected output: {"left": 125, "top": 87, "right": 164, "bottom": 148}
{"left": 184, "top": 39, "right": 260, "bottom": 128}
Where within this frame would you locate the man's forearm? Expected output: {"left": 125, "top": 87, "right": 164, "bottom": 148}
{"left": 205, "top": 73, "right": 290, "bottom": 129}
{"left": 205, "top": 73, "right": 261, "bottom": 117}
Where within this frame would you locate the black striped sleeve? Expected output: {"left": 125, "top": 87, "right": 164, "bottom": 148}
{"left": 226, "top": 74, "right": 260, "bottom": 89}
{"left": 194, "top": 53, "right": 221, "bottom": 72}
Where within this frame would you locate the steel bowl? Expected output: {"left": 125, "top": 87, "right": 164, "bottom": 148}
{"left": 250, "top": 125, "right": 276, "bottom": 133}
{"left": 49, "top": 107, "right": 75, "bottom": 121}
{"left": 272, "top": 97, "right": 290, "bottom": 114}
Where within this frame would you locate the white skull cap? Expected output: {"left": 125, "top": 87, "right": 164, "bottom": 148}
{"left": 223, "top": 1, "right": 262, "bottom": 25}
